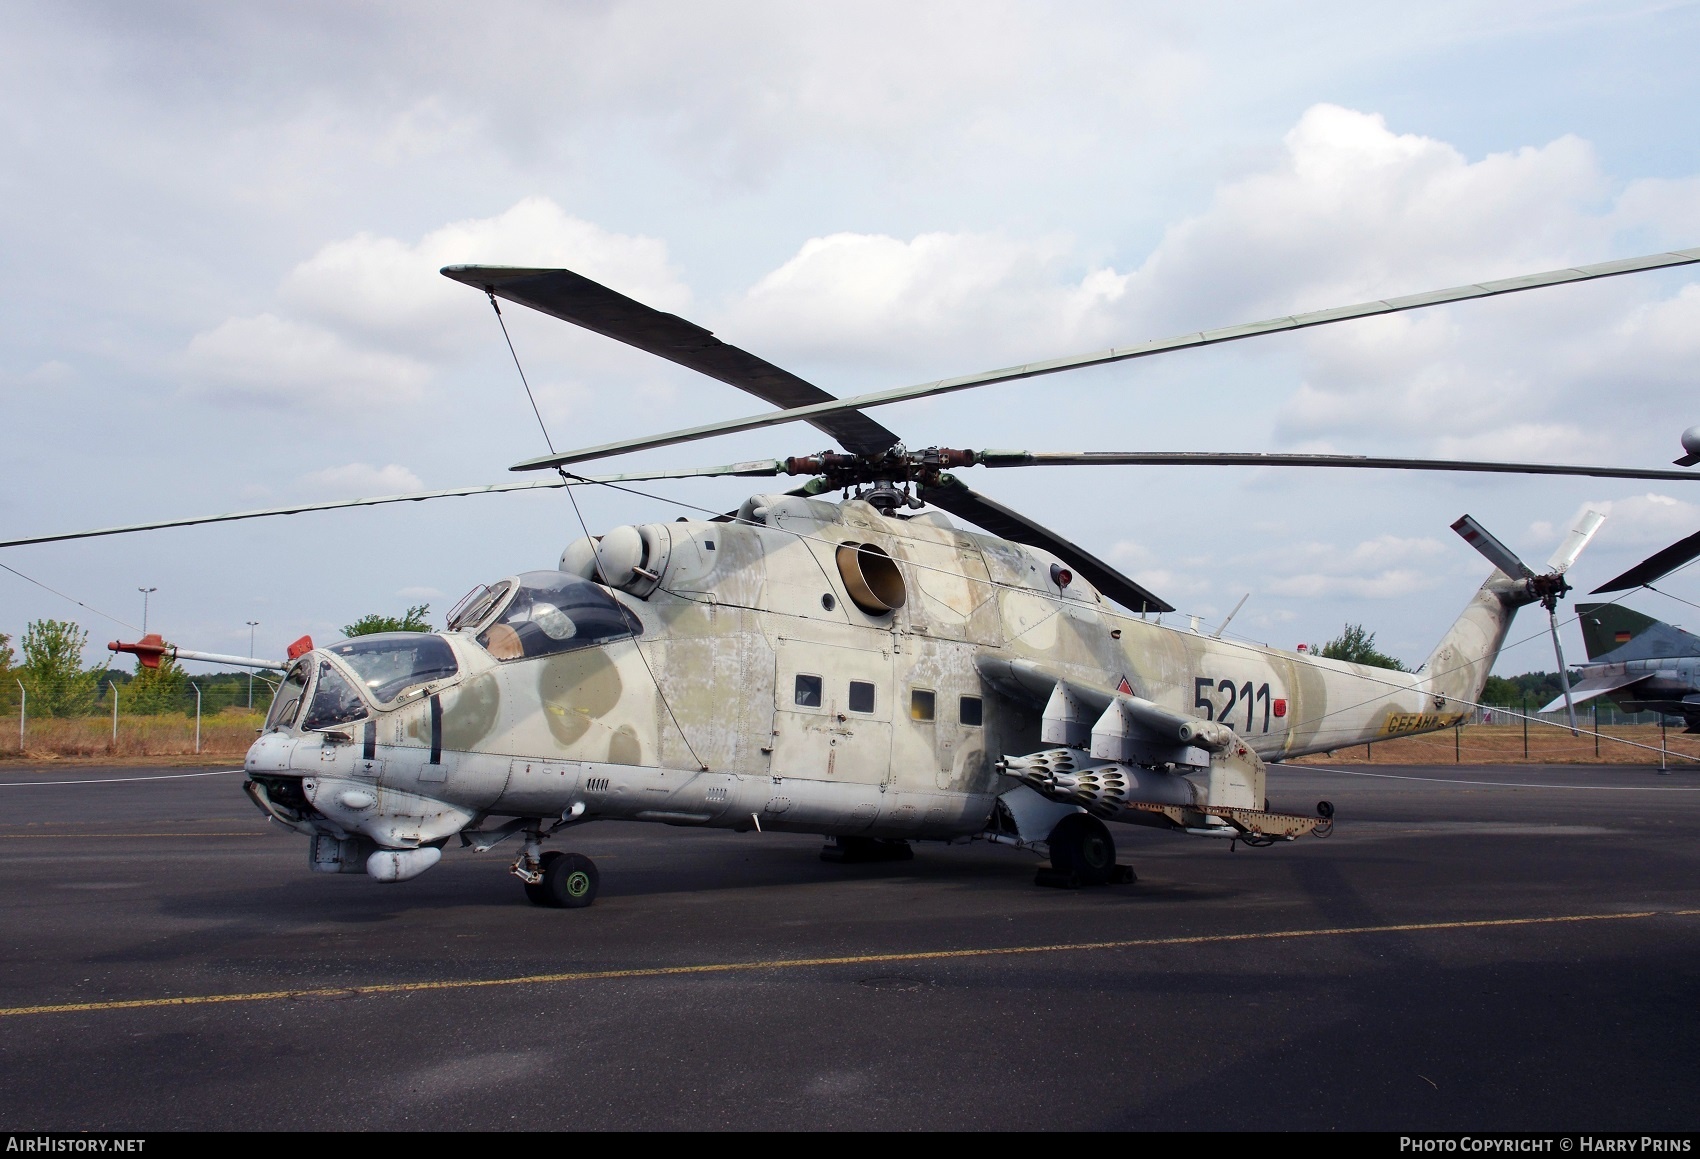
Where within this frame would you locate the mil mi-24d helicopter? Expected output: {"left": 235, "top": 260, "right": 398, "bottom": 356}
{"left": 20, "top": 244, "right": 1700, "bottom": 908}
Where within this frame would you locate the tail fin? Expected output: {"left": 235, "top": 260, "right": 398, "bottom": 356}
{"left": 1576, "top": 602, "right": 1700, "bottom": 662}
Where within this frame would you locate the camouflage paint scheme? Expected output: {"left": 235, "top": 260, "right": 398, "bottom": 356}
{"left": 244, "top": 492, "right": 1535, "bottom": 871}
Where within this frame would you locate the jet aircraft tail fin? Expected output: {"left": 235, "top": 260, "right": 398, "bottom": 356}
{"left": 1575, "top": 603, "right": 1700, "bottom": 663}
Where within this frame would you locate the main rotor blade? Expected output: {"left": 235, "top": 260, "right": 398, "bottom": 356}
{"left": 1451, "top": 514, "right": 1535, "bottom": 579}
{"left": 0, "top": 463, "right": 788, "bottom": 549}
{"left": 919, "top": 475, "right": 1173, "bottom": 614}
{"left": 443, "top": 265, "right": 903, "bottom": 457}
{"left": 975, "top": 451, "right": 1700, "bottom": 483}
{"left": 1592, "top": 527, "right": 1700, "bottom": 593}
{"left": 511, "top": 247, "right": 1700, "bottom": 472}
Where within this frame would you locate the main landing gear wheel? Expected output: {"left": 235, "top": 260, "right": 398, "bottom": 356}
{"left": 524, "top": 851, "right": 600, "bottom": 908}
{"left": 1041, "top": 813, "right": 1128, "bottom": 888}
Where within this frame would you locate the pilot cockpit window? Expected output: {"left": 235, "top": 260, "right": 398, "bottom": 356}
{"left": 301, "top": 662, "right": 369, "bottom": 731}
{"left": 327, "top": 633, "right": 459, "bottom": 703}
{"left": 477, "top": 570, "right": 643, "bottom": 662}
{"left": 266, "top": 662, "right": 309, "bottom": 732}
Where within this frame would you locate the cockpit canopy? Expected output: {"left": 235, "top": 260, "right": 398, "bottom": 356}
{"left": 473, "top": 570, "right": 642, "bottom": 662}
{"left": 327, "top": 633, "right": 459, "bottom": 703}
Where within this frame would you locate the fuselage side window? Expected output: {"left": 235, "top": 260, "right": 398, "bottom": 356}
{"left": 910, "top": 688, "right": 936, "bottom": 722}
{"left": 794, "top": 674, "right": 823, "bottom": 708}
{"left": 959, "top": 695, "right": 983, "bottom": 727}
{"left": 848, "top": 680, "right": 876, "bottom": 713}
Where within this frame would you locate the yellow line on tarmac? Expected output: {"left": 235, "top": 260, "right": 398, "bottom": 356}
{"left": 4, "top": 908, "right": 1695, "bottom": 1020}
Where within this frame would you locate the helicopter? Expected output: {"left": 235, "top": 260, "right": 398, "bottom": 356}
{"left": 22, "top": 243, "right": 1700, "bottom": 907}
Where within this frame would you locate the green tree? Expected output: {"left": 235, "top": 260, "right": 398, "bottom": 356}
{"left": 0, "top": 632, "right": 13, "bottom": 673}
{"left": 342, "top": 604, "right": 431, "bottom": 637}
{"left": 1480, "top": 671, "right": 1575, "bottom": 707}
{"left": 126, "top": 655, "right": 187, "bottom": 715}
{"left": 20, "top": 619, "right": 101, "bottom": 716}
{"left": 1319, "top": 623, "right": 1409, "bottom": 671}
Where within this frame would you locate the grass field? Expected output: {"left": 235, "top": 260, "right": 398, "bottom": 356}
{"left": 0, "top": 708, "right": 264, "bottom": 762}
{"left": 1300, "top": 721, "right": 1700, "bottom": 767}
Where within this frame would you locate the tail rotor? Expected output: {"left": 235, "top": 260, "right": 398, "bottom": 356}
{"left": 1451, "top": 509, "right": 1606, "bottom": 735}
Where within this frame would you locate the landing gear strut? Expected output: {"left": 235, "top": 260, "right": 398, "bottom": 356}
{"left": 523, "top": 849, "right": 600, "bottom": 908}
{"left": 513, "top": 825, "right": 600, "bottom": 908}
{"left": 1037, "top": 813, "right": 1135, "bottom": 888}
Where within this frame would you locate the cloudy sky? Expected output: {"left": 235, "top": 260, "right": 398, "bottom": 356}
{"left": 3, "top": 0, "right": 1699, "bottom": 676}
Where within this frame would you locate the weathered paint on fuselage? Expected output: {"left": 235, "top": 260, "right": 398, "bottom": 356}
{"left": 247, "top": 492, "right": 1526, "bottom": 850}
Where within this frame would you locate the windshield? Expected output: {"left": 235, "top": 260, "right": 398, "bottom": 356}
{"left": 301, "top": 662, "right": 369, "bottom": 731}
{"left": 266, "top": 662, "right": 309, "bottom": 731}
{"left": 327, "top": 633, "right": 459, "bottom": 703}
{"left": 478, "top": 570, "right": 642, "bottom": 662}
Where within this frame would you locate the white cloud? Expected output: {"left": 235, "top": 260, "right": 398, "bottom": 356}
{"left": 279, "top": 197, "right": 686, "bottom": 351}
{"left": 181, "top": 313, "right": 429, "bottom": 407}
{"left": 730, "top": 230, "right": 1129, "bottom": 364}
{"left": 297, "top": 462, "right": 424, "bottom": 497}
{"left": 177, "top": 198, "right": 691, "bottom": 416}
{"left": 1265, "top": 569, "right": 1436, "bottom": 600}
{"left": 23, "top": 360, "right": 73, "bottom": 384}
{"left": 1255, "top": 534, "right": 1448, "bottom": 601}
{"left": 396, "top": 586, "right": 445, "bottom": 601}
{"left": 1570, "top": 493, "right": 1700, "bottom": 548}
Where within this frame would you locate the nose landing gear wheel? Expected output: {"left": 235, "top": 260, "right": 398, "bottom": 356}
{"left": 523, "top": 851, "right": 600, "bottom": 908}
{"left": 1042, "top": 813, "right": 1118, "bottom": 887}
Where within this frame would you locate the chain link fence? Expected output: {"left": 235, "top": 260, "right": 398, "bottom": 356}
{"left": 0, "top": 671, "right": 273, "bottom": 758}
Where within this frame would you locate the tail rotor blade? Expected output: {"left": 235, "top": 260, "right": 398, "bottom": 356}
{"left": 1451, "top": 515, "right": 1535, "bottom": 579}
{"left": 1545, "top": 509, "right": 1607, "bottom": 575}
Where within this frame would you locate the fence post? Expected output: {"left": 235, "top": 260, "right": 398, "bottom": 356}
{"left": 110, "top": 681, "right": 118, "bottom": 746}
{"left": 1522, "top": 694, "right": 1529, "bottom": 759}
{"left": 1660, "top": 715, "right": 1669, "bottom": 775}
{"left": 1455, "top": 722, "right": 1461, "bottom": 763}
{"left": 192, "top": 683, "right": 202, "bottom": 755}
{"left": 15, "top": 678, "right": 23, "bottom": 751}
{"left": 1593, "top": 702, "right": 1599, "bottom": 759}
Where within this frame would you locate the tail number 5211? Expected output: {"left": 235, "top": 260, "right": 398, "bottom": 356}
{"left": 1194, "top": 677, "right": 1276, "bottom": 733}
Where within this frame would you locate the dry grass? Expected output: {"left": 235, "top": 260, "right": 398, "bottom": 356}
{"left": 1302, "top": 722, "right": 1700, "bottom": 766}
{"left": 0, "top": 708, "right": 263, "bottom": 763}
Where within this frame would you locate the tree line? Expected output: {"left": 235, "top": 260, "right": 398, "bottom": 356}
{"left": 0, "top": 606, "right": 433, "bottom": 718}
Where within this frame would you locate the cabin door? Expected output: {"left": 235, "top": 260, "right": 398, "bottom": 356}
{"left": 770, "top": 639, "right": 892, "bottom": 787}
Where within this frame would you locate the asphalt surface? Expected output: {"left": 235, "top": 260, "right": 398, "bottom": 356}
{"left": 1, "top": 760, "right": 1698, "bottom": 1131}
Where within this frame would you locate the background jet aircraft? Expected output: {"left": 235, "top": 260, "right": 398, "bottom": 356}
{"left": 1541, "top": 602, "right": 1700, "bottom": 731}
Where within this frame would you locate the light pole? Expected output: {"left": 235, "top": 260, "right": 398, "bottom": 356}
{"left": 138, "top": 587, "right": 157, "bottom": 635}
{"left": 246, "top": 621, "right": 260, "bottom": 709}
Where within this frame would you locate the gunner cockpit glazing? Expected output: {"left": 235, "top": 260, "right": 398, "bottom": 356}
{"left": 475, "top": 570, "right": 643, "bottom": 662}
